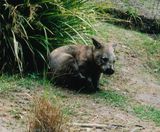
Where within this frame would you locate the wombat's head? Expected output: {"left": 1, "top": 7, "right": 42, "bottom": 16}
{"left": 92, "top": 37, "right": 116, "bottom": 75}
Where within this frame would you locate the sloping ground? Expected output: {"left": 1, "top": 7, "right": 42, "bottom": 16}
{"left": 64, "top": 94, "right": 160, "bottom": 131}
{"left": 109, "top": 0, "right": 160, "bottom": 19}
{"left": 116, "top": 44, "right": 160, "bottom": 108}
{"left": 0, "top": 22, "right": 160, "bottom": 131}
{"left": 96, "top": 22, "right": 160, "bottom": 106}
{"left": 97, "top": 0, "right": 160, "bottom": 34}
{"left": 1, "top": 85, "right": 160, "bottom": 131}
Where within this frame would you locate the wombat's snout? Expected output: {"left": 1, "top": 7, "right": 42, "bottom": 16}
{"left": 104, "top": 68, "right": 114, "bottom": 75}
{"left": 102, "top": 64, "right": 115, "bottom": 75}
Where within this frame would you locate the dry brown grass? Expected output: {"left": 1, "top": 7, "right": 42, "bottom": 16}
{"left": 28, "top": 96, "right": 65, "bottom": 132}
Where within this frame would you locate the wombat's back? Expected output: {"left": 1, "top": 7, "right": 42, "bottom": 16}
{"left": 49, "top": 45, "right": 80, "bottom": 70}
{"left": 50, "top": 45, "right": 78, "bottom": 56}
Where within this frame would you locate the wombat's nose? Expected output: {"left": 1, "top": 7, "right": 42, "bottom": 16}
{"left": 105, "top": 68, "right": 114, "bottom": 75}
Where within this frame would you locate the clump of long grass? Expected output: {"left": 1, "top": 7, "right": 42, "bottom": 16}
{"left": 0, "top": 0, "right": 96, "bottom": 73}
{"left": 28, "top": 96, "right": 65, "bottom": 132}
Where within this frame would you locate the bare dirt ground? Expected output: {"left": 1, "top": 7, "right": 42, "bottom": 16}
{"left": 0, "top": 41, "right": 160, "bottom": 131}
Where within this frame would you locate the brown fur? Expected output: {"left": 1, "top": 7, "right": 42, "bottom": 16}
{"left": 49, "top": 37, "right": 116, "bottom": 92}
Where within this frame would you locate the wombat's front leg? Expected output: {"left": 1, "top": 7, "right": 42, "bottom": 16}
{"left": 91, "top": 73, "right": 101, "bottom": 91}
{"left": 79, "top": 76, "right": 98, "bottom": 92}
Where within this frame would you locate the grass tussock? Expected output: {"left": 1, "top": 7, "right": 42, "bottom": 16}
{"left": 0, "top": 0, "right": 96, "bottom": 73}
{"left": 28, "top": 96, "right": 65, "bottom": 132}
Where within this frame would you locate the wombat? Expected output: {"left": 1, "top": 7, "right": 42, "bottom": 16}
{"left": 49, "top": 37, "right": 116, "bottom": 92}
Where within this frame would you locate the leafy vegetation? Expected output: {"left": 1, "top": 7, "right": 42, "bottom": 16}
{"left": 0, "top": 0, "right": 96, "bottom": 73}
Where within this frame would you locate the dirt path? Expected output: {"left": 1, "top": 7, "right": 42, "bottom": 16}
{"left": 63, "top": 93, "right": 160, "bottom": 131}
{"left": 110, "top": 43, "right": 160, "bottom": 108}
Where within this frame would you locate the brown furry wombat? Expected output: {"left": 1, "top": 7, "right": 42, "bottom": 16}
{"left": 49, "top": 37, "right": 116, "bottom": 92}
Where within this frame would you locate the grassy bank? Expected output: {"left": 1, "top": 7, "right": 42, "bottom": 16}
{"left": 96, "top": 22, "right": 160, "bottom": 76}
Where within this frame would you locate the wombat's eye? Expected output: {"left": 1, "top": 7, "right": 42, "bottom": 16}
{"left": 102, "top": 57, "right": 109, "bottom": 62}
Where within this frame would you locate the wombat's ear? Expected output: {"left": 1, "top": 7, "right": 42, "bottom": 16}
{"left": 92, "top": 37, "right": 102, "bottom": 49}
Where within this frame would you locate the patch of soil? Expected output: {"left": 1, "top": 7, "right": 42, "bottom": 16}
{"left": 0, "top": 88, "right": 43, "bottom": 132}
{"left": 61, "top": 91, "right": 160, "bottom": 131}
{"left": 135, "top": 93, "right": 160, "bottom": 108}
